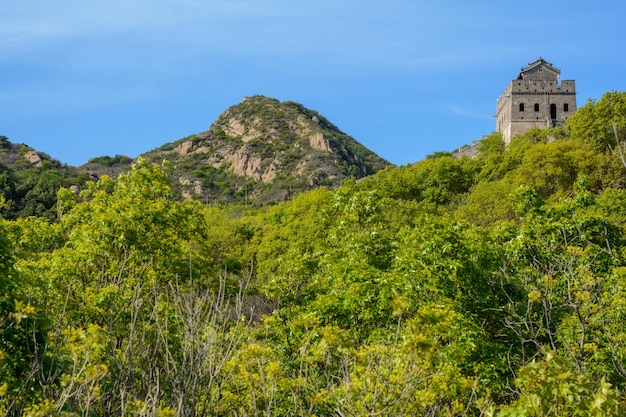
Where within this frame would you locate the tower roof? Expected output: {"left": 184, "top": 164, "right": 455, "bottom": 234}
{"left": 516, "top": 57, "right": 560, "bottom": 80}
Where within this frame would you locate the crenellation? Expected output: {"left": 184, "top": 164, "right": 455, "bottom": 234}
{"left": 495, "top": 58, "right": 577, "bottom": 144}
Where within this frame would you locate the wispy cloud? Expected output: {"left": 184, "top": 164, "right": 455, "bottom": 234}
{"left": 4, "top": 0, "right": 617, "bottom": 118}
{"left": 1, "top": 1, "right": 471, "bottom": 76}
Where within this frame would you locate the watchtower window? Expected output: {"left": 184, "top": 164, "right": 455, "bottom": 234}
{"left": 534, "top": 103, "right": 539, "bottom": 112}
{"left": 550, "top": 104, "right": 557, "bottom": 120}
{"left": 519, "top": 103, "right": 525, "bottom": 112}
{"left": 564, "top": 103, "right": 569, "bottom": 112}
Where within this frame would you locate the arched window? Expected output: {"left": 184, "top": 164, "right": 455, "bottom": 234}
{"left": 564, "top": 103, "right": 569, "bottom": 112}
{"left": 534, "top": 103, "right": 539, "bottom": 112}
{"left": 550, "top": 104, "right": 557, "bottom": 120}
{"left": 519, "top": 103, "right": 525, "bottom": 112}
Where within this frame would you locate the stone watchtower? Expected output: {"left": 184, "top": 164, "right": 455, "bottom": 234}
{"left": 495, "top": 58, "right": 577, "bottom": 145}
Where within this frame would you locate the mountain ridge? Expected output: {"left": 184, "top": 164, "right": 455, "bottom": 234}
{"left": 140, "top": 96, "right": 390, "bottom": 204}
{"left": 0, "top": 95, "right": 392, "bottom": 218}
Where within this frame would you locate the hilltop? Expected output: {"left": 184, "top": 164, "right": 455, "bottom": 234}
{"left": 140, "top": 95, "right": 390, "bottom": 204}
{"left": 0, "top": 96, "right": 391, "bottom": 219}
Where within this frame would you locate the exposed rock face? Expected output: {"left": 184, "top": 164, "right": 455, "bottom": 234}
{"left": 261, "top": 159, "right": 281, "bottom": 182}
{"left": 225, "top": 146, "right": 263, "bottom": 180}
{"left": 0, "top": 96, "right": 391, "bottom": 215}
{"left": 179, "top": 177, "right": 204, "bottom": 199}
{"left": 224, "top": 118, "right": 246, "bottom": 138}
{"left": 25, "top": 150, "right": 42, "bottom": 167}
{"left": 144, "top": 95, "right": 391, "bottom": 204}
{"left": 309, "top": 133, "right": 332, "bottom": 152}
{"left": 175, "top": 140, "right": 194, "bottom": 156}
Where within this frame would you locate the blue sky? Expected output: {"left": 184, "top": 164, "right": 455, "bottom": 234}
{"left": 2, "top": 1, "right": 625, "bottom": 166}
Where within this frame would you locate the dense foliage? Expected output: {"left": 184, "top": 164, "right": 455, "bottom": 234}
{"left": 2, "top": 92, "right": 626, "bottom": 415}
{"left": 0, "top": 138, "right": 91, "bottom": 221}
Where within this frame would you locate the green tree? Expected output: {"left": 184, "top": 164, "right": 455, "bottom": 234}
{"left": 474, "top": 132, "right": 506, "bottom": 182}
{"left": 365, "top": 154, "right": 478, "bottom": 208}
{"left": 330, "top": 306, "right": 478, "bottom": 417}
{"left": 596, "top": 188, "right": 626, "bottom": 226}
{"left": 7, "top": 159, "right": 250, "bottom": 415}
{"left": 455, "top": 178, "right": 517, "bottom": 226}
{"left": 505, "top": 139, "right": 601, "bottom": 198}
{"left": 0, "top": 224, "right": 46, "bottom": 416}
{"left": 257, "top": 187, "right": 332, "bottom": 307}
{"left": 494, "top": 183, "right": 626, "bottom": 378}
{"left": 567, "top": 91, "right": 626, "bottom": 166}
{"left": 496, "top": 352, "right": 626, "bottom": 417}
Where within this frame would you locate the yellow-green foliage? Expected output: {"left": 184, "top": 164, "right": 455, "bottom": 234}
{"left": 3, "top": 106, "right": 626, "bottom": 416}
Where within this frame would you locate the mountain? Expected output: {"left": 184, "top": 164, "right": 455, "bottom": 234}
{"left": 0, "top": 96, "right": 391, "bottom": 218}
{"left": 0, "top": 137, "right": 83, "bottom": 221}
{"left": 138, "top": 95, "right": 391, "bottom": 204}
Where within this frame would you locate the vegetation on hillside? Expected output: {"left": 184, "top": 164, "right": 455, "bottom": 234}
{"left": 143, "top": 96, "right": 391, "bottom": 205}
{"left": 1, "top": 92, "right": 626, "bottom": 416}
{"left": 0, "top": 137, "right": 90, "bottom": 221}
{"left": 0, "top": 97, "right": 391, "bottom": 216}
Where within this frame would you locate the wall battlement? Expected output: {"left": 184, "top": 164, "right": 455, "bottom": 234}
{"left": 495, "top": 58, "right": 577, "bottom": 145}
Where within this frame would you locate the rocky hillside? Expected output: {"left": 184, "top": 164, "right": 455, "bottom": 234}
{"left": 0, "top": 96, "right": 391, "bottom": 218}
{"left": 0, "top": 136, "right": 83, "bottom": 220}
{"left": 141, "top": 96, "right": 391, "bottom": 204}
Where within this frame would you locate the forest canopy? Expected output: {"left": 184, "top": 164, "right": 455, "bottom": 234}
{"left": 2, "top": 92, "right": 626, "bottom": 416}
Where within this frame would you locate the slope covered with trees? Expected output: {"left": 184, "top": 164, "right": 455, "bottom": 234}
{"left": 2, "top": 92, "right": 626, "bottom": 416}
{"left": 0, "top": 96, "right": 391, "bottom": 219}
{"left": 142, "top": 95, "right": 391, "bottom": 204}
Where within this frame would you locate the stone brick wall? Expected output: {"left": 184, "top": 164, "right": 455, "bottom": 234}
{"left": 495, "top": 59, "right": 577, "bottom": 145}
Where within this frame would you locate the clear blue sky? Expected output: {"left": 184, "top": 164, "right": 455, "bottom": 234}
{"left": 2, "top": 1, "right": 625, "bottom": 166}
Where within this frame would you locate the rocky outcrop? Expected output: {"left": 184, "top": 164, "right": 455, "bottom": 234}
{"left": 261, "top": 159, "right": 281, "bottom": 182}
{"left": 175, "top": 140, "right": 194, "bottom": 156}
{"left": 224, "top": 146, "right": 263, "bottom": 180}
{"left": 309, "top": 133, "right": 332, "bottom": 152}
{"left": 224, "top": 118, "right": 246, "bottom": 138}
{"left": 179, "top": 176, "right": 204, "bottom": 199}
{"left": 143, "top": 95, "right": 391, "bottom": 204}
{"left": 0, "top": 96, "right": 391, "bottom": 213}
{"left": 24, "top": 150, "right": 42, "bottom": 167}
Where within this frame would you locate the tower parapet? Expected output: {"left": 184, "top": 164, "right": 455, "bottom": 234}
{"left": 495, "top": 58, "right": 576, "bottom": 145}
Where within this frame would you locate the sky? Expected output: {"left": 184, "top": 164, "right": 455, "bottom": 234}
{"left": 2, "top": 1, "right": 626, "bottom": 167}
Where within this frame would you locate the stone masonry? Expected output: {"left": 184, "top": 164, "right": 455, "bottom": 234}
{"left": 495, "top": 58, "right": 577, "bottom": 145}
